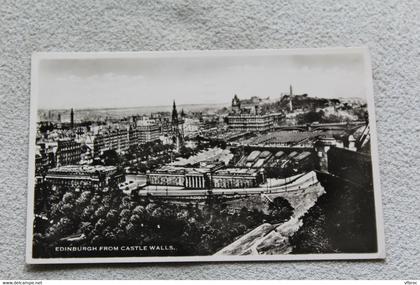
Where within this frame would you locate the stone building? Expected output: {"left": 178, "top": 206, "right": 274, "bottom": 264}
{"left": 93, "top": 123, "right": 162, "bottom": 157}
{"left": 147, "top": 164, "right": 265, "bottom": 189}
{"left": 45, "top": 165, "right": 123, "bottom": 191}
{"left": 185, "top": 170, "right": 208, "bottom": 189}
{"left": 56, "top": 139, "right": 81, "bottom": 166}
{"left": 227, "top": 94, "right": 275, "bottom": 132}
{"left": 146, "top": 161, "right": 263, "bottom": 189}
{"left": 146, "top": 166, "right": 186, "bottom": 187}
{"left": 226, "top": 114, "right": 275, "bottom": 132}
{"left": 93, "top": 128, "right": 130, "bottom": 157}
{"left": 212, "top": 168, "right": 265, "bottom": 189}
{"left": 137, "top": 124, "right": 161, "bottom": 143}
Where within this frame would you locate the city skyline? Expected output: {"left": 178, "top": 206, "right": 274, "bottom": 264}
{"left": 37, "top": 52, "right": 367, "bottom": 109}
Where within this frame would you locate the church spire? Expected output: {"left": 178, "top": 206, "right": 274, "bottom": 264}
{"left": 172, "top": 100, "right": 178, "bottom": 123}
{"left": 170, "top": 100, "right": 184, "bottom": 152}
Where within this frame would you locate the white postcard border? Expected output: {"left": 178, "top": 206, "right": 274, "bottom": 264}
{"left": 25, "top": 47, "right": 385, "bottom": 264}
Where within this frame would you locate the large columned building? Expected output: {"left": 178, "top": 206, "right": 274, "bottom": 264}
{"left": 185, "top": 171, "right": 207, "bottom": 189}
{"left": 146, "top": 162, "right": 265, "bottom": 190}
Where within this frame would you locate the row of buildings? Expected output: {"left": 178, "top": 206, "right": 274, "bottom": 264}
{"left": 92, "top": 124, "right": 161, "bottom": 157}
{"left": 42, "top": 160, "right": 265, "bottom": 192}
{"left": 44, "top": 165, "right": 124, "bottom": 192}
{"left": 35, "top": 139, "right": 83, "bottom": 178}
{"left": 35, "top": 101, "right": 188, "bottom": 188}
{"left": 146, "top": 161, "right": 266, "bottom": 189}
{"left": 35, "top": 122, "right": 162, "bottom": 177}
{"left": 35, "top": 111, "right": 169, "bottom": 176}
{"left": 146, "top": 147, "right": 315, "bottom": 190}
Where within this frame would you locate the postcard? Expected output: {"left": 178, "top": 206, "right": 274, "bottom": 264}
{"left": 26, "top": 48, "right": 385, "bottom": 263}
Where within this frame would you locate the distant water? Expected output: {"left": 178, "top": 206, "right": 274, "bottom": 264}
{"left": 39, "top": 103, "right": 229, "bottom": 121}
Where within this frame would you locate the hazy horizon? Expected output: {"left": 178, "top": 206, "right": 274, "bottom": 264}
{"left": 38, "top": 102, "right": 229, "bottom": 112}
{"left": 37, "top": 52, "right": 367, "bottom": 109}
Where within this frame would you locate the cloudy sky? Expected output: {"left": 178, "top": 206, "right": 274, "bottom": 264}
{"left": 37, "top": 51, "right": 367, "bottom": 109}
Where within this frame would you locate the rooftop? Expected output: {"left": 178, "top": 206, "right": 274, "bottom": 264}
{"left": 214, "top": 168, "right": 259, "bottom": 176}
{"left": 48, "top": 165, "right": 117, "bottom": 174}
{"left": 293, "top": 151, "right": 312, "bottom": 161}
{"left": 151, "top": 165, "right": 215, "bottom": 175}
{"left": 238, "top": 130, "right": 347, "bottom": 146}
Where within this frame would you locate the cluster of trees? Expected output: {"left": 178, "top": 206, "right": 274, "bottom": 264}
{"left": 33, "top": 182, "right": 295, "bottom": 258}
{"left": 125, "top": 141, "right": 174, "bottom": 162}
{"left": 289, "top": 175, "right": 377, "bottom": 254}
{"left": 293, "top": 102, "right": 368, "bottom": 125}
{"left": 96, "top": 141, "right": 175, "bottom": 172}
{"left": 178, "top": 146, "right": 196, "bottom": 158}
{"left": 122, "top": 139, "right": 225, "bottom": 173}
{"left": 295, "top": 108, "right": 368, "bottom": 125}
{"left": 257, "top": 95, "right": 368, "bottom": 125}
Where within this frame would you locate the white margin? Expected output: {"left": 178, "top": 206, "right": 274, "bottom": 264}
{"left": 25, "top": 47, "right": 385, "bottom": 264}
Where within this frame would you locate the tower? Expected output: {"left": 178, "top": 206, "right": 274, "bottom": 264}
{"left": 70, "top": 108, "right": 74, "bottom": 129}
{"left": 231, "top": 94, "right": 241, "bottom": 114}
{"left": 172, "top": 101, "right": 178, "bottom": 125}
{"left": 171, "top": 101, "right": 184, "bottom": 151}
{"left": 289, "top": 85, "right": 293, "bottom": 112}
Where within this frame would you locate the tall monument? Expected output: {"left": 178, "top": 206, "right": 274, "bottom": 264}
{"left": 171, "top": 101, "right": 184, "bottom": 151}
{"left": 70, "top": 108, "right": 74, "bottom": 129}
{"left": 289, "top": 85, "right": 293, "bottom": 112}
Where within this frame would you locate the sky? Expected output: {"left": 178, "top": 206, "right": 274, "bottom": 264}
{"left": 37, "top": 51, "right": 367, "bottom": 109}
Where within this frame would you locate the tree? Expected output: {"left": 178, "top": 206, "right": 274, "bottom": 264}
{"left": 119, "top": 209, "right": 131, "bottom": 219}
{"left": 90, "top": 194, "right": 102, "bottom": 207}
{"left": 81, "top": 205, "right": 95, "bottom": 222}
{"left": 129, "top": 214, "right": 142, "bottom": 224}
{"left": 91, "top": 235, "right": 103, "bottom": 245}
{"left": 50, "top": 201, "right": 63, "bottom": 220}
{"left": 102, "top": 149, "right": 120, "bottom": 166}
{"left": 118, "top": 217, "right": 129, "bottom": 229}
{"left": 145, "top": 203, "right": 158, "bottom": 214}
{"left": 46, "top": 217, "right": 74, "bottom": 241}
{"left": 132, "top": 205, "right": 147, "bottom": 220}
{"left": 105, "top": 209, "right": 119, "bottom": 226}
{"left": 61, "top": 203, "right": 75, "bottom": 217}
{"left": 151, "top": 207, "right": 164, "bottom": 220}
{"left": 94, "top": 218, "right": 106, "bottom": 232}
{"left": 120, "top": 196, "right": 131, "bottom": 209}
{"left": 125, "top": 223, "right": 137, "bottom": 239}
{"left": 94, "top": 206, "right": 108, "bottom": 219}
{"left": 114, "top": 227, "right": 126, "bottom": 240}
{"left": 48, "top": 191, "right": 61, "bottom": 205}
{"left": 76, "top": 191, "right": 91, "bottom": 208}
{"left": 104, "top": 227, "right": 117, "bottom": 243}
{"left": 268, "top": 197, "right": 294, "bottom": 223}
{"left": 290, "top": 205, "right": 333, "bottom": 253}
{"left": 297, "top": 111, "right": 324, "bottom": 124}
{"left": 80, "top": 221, "right": 94, "bottom": 236}
{"left": 179, "top": 146, "right": 194, "bottom": 158}
{"left": 102, "top": 195, "right": 112, "bottom": 207}
{"left": 62, "top": 192, "right": 75, "bottom": 204}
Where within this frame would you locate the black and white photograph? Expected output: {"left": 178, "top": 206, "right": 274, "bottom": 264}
{"left": 26, "top": 48, "right": 385, "bottom": 263}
